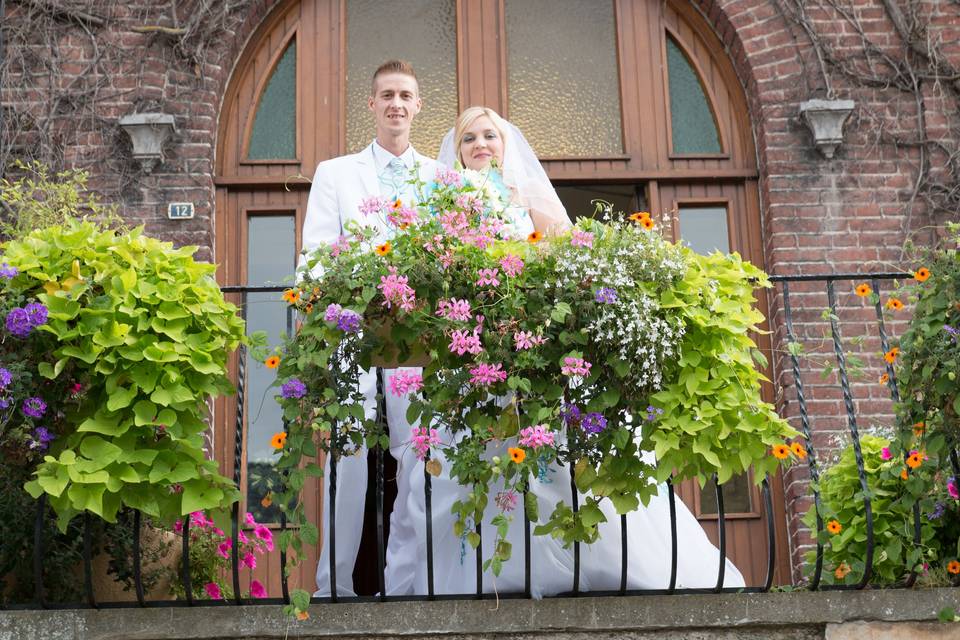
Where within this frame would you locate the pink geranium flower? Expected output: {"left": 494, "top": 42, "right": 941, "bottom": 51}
{"left": 469, "top": 362, "right": 508, "bottom": 386}
{"left": 378, "top": 267, "right": 416, "bottom": 313}
{"left": 518, "top": 424, "right": 555, "bottom": 449}
{"left": 449, "top": 329, "right": 483, "bottom": 356}
{"left": 411, "top": 426, "right": 441, "bottom": 461}
{"left": 499, "top": 254, "right": 524, "bottom": 277}
{"left": 561, "top": 357, "right": 592, "bottom": 377}
{"left": 359, "top": 196, "right": 386, "bottom": 217}
{"left": 389, "top": 370, "right": 424, "bottom": 396}
{"left": 436, "top": 298, "right": 472, "bottom": 321}
{"left": 476, "top": 268, "right": 500, "bottom": 287}
{"left": 570, "top": 229, "right": 594, "bottom": 248}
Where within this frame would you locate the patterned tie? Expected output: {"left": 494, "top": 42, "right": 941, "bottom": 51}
{"left": 380, "top": 157, "right": 408, "bottom": 203}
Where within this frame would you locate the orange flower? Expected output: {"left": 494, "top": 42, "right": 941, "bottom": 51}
{"left": 791, "top": 441, "right": 808, "bottom": 459}
{"left": 912, "top": 422, "right": 925, "bottom": 438}
{"left": 640, "top": 217, "right": 656, "bottom": 231}
{"left": 834, "top": 562, "right": 851, "bottom": 579}
{"left": 827, "top": 519, "right": 842, "bottom": 534}
{"left": 375, "top": 241, "right": 392, "bottom": 256}
{"left": 906, "top": 452, "right": 923, "bottom": 469}
{"left": 772, "top": 444, "right": 790, "bottom": 459}
{"left": 261, "top": 493, "right": 273, "bottom": 508}
{"left": 282, "top": 289, "right": 301, "bottom": 304}
{"left": 914, "top": 267, "right": 930, "bottom": 282}
{"left": 879, "top": 373, "right": 889, "bottom": 384}
{"left": 883, "top": 347, "right": 899, "bottom": 364}
{"left": 885, "top": 297, "right": 904, "bottom": 311}
{"left": 629, "top": 211, "right": 651, "bottom": 223}
{"left": 296, "top": 610, "right": 310, "bottom": 621}
{"left": 508, "top": 447, "right": 526, "bottom": 463}
{"left": 527, "top": 231, "right": 543, "bottom": 243}
{"left": 270, "top": 432, "right": 287, "bottom": 449}
{"left": 392, "top": 199, "right": 403, "bottom": 210}
{"left": 305, "top": 304, "right": 314, "bottom": 314}
{"left": 900, "top": 468, "right": 909, "bottom": 480}
{"left": 265, "top": 355, "right": 281, "bottom": 369}
{"left": 855, "top": 283, "right": 872, "bottom": 297}
{"left": 948, "top": 560, "right": 960, "bottom": 575}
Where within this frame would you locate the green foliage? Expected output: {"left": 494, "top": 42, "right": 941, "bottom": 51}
{"left": 803, "top": 435, "right": 958, "bottom": 585}
{"left": 2, "top": 219, "right": 247, "bottom": 529}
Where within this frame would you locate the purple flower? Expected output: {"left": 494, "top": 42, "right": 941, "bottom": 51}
{"left": 0, "top": 397, "right": 10, "bottom": 410}
{"left": 0, "top": 263, "right": 17, "bottom": 279}
{"left": 561, "top": 404, "right": 582, "bottom": 427}
{"left": 29, "top": 426, "right": 54, "bottom": 451}
{"left": 22, "top": 396, "right": 46, "bottom": 419}
{"left": 5, "top": 308, "right": 32, "bottom": 337}
{"left": 927, "top": 501, "right": 946, "bottom": 521}
{"left": 24, "top": 302, "right": 48, "bottom": 327}
{"left": 281, "top": 378, "right": 307, "bottom": 399}
{"left": 0, "top": 367, "right": 11, "bottom": 389}
{"left": 336, "top": 309, "right": 362, "bottom": 333}
{"left": 324, "top": 303, "right": 343, "bottom": 323}
{"left": 946, "top": 325, "right": 959, "bottom": 342}
{"left": 581, "top": 412, "right": 608, "bottom": 434}
{"left": 645, "top": 405, "right": 664, "bottom": 422}
{"left": 494, "top": 490, "right": 518, "bottom": 512}
{"left": 594, "top": 287, "right": 618, "bottom": 304}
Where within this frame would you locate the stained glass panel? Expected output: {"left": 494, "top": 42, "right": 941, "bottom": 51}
{"left": 505, "top": 0, "right": 622, "bottom": 157}
{"left": 248, "top": 40, "right": 297, "bottom": 160}
{"left": 666, "top": 37, "right": 721, "bottom": 154}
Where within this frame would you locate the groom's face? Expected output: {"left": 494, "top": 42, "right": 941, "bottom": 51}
{"left": 369, "top": 73, "right": 422, "bottom": 139}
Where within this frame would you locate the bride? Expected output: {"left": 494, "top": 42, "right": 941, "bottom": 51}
{"left": 383, "top": 106, "right": 745, "bottom": 597}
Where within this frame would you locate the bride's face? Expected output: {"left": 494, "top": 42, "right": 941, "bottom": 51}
{"left": 459, "top": 116, "right": 504, "bottom": 171}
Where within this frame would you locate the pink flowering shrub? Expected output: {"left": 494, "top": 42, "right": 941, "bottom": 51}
{"left": 168, "top": 511, "right": 271, "bottom": 601}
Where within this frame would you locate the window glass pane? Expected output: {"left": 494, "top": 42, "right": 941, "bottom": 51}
{"left": 346, "top": 0, "right": 457, "bottom": 158}
{"left": 555, "top": 184, "right": 642, "bottom": 222}
{"left": 245, "top": 215, "right": 296, "bottom": 522}
{"left": 505, "top": 0, "right": 622, "bottom": 157}
{"left": 700, "top": 474, "right": 753, "bottom": 514}
{"left": 248, "top": 40, "right": 297, "bottom": 160}
{"left": 678, "top": 206, "right": 729, "bottom": 254}
{"left": 666, "top": 37, "right": 721, "bottom": 154}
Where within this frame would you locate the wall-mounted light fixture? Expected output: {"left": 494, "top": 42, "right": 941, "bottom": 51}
{"left": 118, "top": 113, "right": 176, "bottom": 174}
{"left": 799, "top": 99, "right": 855, "bottom": 159}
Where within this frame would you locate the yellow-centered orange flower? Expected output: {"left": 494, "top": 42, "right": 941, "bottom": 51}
{"left": 834, "top": 563, "right": 851, "bottom": 579}
{"left": 265, "top": 355, "right": 281, "bottom": 369}
{"left": 772, "top": 444, "right": 790, "bottom": 459}
{"left": 508, "top": 447, "right": 526, "bottom": 463}
{"left": 375, "top": 241, "right": 392, "bottom": 256}
{"left": 640, "top": 217, "right": 656, "bottom": 231}
{"left": 879, "top": 373, "right": 889, "bottom": 384}
{"left": 527, "top": 231, "right": 543, "bottom": 244}
{"left": 827, "top": 520, "right": 842, "bottom": 534}
{"left": 948, "top": 560, "right": 960, "bottom": 575}
{"left": 270, "top": 432, "right": 287, "bottom": 449}
{"left": 855, "top": 283, "right": 872, "bottom": 297}
{"left": 913, "top": 422, "right": 925, "bottom": 438}
{"left": 885, "top": 297, "right": 903, "bottom": 311}
{"left": 296, "top": 610, "right": 310, "bottom": 621}
{"left": 883, "top": 347, "right": 899, "bottom": 364}
{"left": 629, "top": 211, "right": 651, "bottom": 223}
{"left": 282, "top": 289, "right": 301, "bottom": 304}
{"left": 791, "top": 442, "right": 807, "bottom": 459}
{"left": 914, "top": 267, "right": 930, "bottom": 282}
{"left": 392, "top": 198, "right": 403, "bottom": 210}
{"left": 906, "top": 452, "right": 923, "bottom": 469}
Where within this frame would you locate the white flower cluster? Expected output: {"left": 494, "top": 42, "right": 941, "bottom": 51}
{"left": 552, "top": 218, "right": 689, "bottom": 389}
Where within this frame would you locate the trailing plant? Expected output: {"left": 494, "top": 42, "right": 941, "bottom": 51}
{"left": 0, "top": 218, "right": 247, "bottom": 529}
{"left": 268, "top": 167, "right": 797, "bottom": 614}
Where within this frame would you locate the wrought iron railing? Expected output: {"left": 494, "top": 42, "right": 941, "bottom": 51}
{"left": 10, "top": 274, "right": 960, "bottom": 610}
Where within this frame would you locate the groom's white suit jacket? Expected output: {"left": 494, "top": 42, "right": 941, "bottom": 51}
{"left": 301, "top": 141, "right": 439, "bottom": 256}
{"left": 302, "top": 141, "right": 438, "bottom": 598}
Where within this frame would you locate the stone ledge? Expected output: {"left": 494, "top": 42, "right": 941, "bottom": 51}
{"left": 1, "top": 588, "right": 957, "bottom": 640}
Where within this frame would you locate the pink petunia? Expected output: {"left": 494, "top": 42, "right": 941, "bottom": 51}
{"left": 217, "top": 539, "right": 232, "bottom": 559}
{"left": 205, "top": 582, "right": 222, "bottom": 600}
{"left": 249, "top": 579, "right": 267, "bottom": 599}
{"left": 948, "top": 477, "right": 959, "bottom": 500}
{"left": 245, "top": 512, "right": 256, "bottom": 527}
{"left": 881, "top": 447, "right": 892, "bottom": 461}
{"left": 254, "top": 525, "right": 274, "bottom": 551}
{"left": 242, "top": 552, "right": 257, "bottom": 570}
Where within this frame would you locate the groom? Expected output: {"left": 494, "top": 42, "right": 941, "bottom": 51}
{"left": 301, "top": 59, "right": 438, "bottom": 597}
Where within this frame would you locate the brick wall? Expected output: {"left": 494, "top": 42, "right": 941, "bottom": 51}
{"left": 2, "top": 0, "right": 956, "bottom": 584}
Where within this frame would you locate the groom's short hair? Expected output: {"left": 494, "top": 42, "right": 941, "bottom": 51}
{"left": 371, "top": 59, "right": 418, "bottom": 94}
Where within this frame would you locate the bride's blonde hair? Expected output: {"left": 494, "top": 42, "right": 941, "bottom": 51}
{"left": 453, "top": 106, "right": 511, "bottom": 166}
